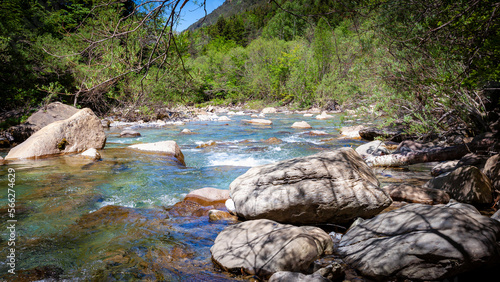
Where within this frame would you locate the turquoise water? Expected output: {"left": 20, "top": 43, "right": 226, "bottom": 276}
{"left": 0, "top": 113, "right": 431, "bottom": 280}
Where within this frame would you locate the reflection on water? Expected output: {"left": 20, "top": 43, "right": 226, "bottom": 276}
{"left": 0, "top": 113, "right": 431, "bottom": 280}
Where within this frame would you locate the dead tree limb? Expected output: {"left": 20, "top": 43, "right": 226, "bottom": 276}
{"left": 366, "top": 136, "right": 497, "bottom": 167}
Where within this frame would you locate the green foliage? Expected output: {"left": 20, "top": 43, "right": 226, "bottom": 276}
{"left": 313, "top": 18, "right": 334, "bottom": 80}
{"left": 372, "top": 0, "right": 499, "bottom": 133}
{"left": 1, "top": 0, "right": 497, "bottom": 138}
{"left": 57, "top": 138, "right": 68, "bottom": 150}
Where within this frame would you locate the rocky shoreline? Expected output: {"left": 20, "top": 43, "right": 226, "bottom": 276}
{"left": 1, "top": 102, "right": 500, "bottom": 281}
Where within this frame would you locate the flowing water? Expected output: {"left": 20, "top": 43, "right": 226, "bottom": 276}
{"left": 0, "top": 113, "right": 433, "bottom": 281}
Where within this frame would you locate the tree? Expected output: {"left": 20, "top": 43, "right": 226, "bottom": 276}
{"left": 1, "top": 0, "right": 205, "bottom": 114}
{"left": 313, "top": 18, "right": 334, "bottom": 80}
{"left": 375, "top": 0, "right": 500, "bottom": 133}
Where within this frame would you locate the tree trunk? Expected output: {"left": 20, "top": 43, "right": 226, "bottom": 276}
{"left": 366, "top": 136, "right": 497, "bottom": 167}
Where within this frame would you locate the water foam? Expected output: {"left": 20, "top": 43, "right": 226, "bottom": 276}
{"left": 207, "top": 152, "right": 274, "bottom": 167}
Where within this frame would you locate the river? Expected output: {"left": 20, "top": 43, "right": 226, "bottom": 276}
{"left": 0, "top": 112, "right": 433, "bottom": 281}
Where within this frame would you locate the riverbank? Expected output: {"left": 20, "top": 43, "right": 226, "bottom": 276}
{"left": 1, "top": 103, "right": 499, "bottom": 281}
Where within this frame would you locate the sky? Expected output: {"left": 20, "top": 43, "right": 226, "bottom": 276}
{"left": 175, "top": 0, "right": 226, "bottom": 31}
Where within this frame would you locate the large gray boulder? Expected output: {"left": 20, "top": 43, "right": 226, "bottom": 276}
{"left": 338, "top": 202, "right": 500, "bottom": 281}
{"left": 210, "top": 219, "right": 333, "bottom": 278}
{"left": 229, "top": 147, "right": 392, "bottom": 224}
{"left": 424, "top": 165, "right": 493, "bottom": 204}
{"left": 5, "top": 108, "right": 106, "bottom": 160}
{"left": 6, "top": 102, "right": 79, "bottom": 143}
{"left": 26, "top": 102, "right": 79, "bottom": 129}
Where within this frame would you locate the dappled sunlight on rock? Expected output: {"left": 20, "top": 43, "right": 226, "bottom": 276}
{"left": 211, "top": 219, "right": 333, "bottom": 279}
{"left": 339, "top": 202, "right": 500, "bottom": 281}
{"left": 230, "top": 147, "right": 392, "bottom": 224}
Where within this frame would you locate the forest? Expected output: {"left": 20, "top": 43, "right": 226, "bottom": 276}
{"left": 1, "top": 0, "right": 499, "bottom": 136}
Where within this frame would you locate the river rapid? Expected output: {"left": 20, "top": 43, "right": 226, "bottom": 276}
{"left": 0, "top": 112, "right": 434, "bottom": 281}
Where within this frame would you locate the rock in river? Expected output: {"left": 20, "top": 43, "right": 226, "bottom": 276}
{"left": 382, "top": 184, "right": 450, "bottom": 205}
{"left": 355, "top": 140, "right": 390, "bottom": 159}
{"left": 128, "top": 140, "right": 185, "bottom": 166}
{"left": 6, "top": 102, "right": 79, "bottom": 143}
{"left": 79, "top": 148, "right": 102, "bottom": 161}
{"left": 339, "top": 125, "right": 364, "bottom": 139}
{"left": 483, "top": 154, "right": 500, "bottom": 193}
{"left": 229, "top": 147, "right": 392, "bottom": 224}
{"left": 359, "top": 126, "right": 406, "bottom": 142}
{"left": 5, "top": 108, "right": 106, "bottom": 160}
{"left": 262, "top": 107, "right": 277, "bottom": 114}
{"left": 243, "top": 119, "right": 273, "bottom": 125}
{"left": 184, "top": 187, "right": 229, "bottom": 206}
{"left": 424, "top": 165, "right": 493, "bottom": 204}
{"left": 208, "top": 209, "right": 238, "bottom": 222}
{"left": 315, "top": 111, "right": 334, "bottom": 120}
{"left": 338, "top": 201, "right": 500, "bottom": 281}
{"left": 291, "top": 121, "right": 312, "bottom": 129}
{"left": 268, "top": 271, "right": 330, "bottom": 282}
{"left": 211, "top": 219, "right": 333, "bottom": 278}
{"left": 120, "top": 130, "right": 141, "bottom": 137}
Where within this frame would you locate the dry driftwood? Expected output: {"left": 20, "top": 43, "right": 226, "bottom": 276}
{"left": 366, "top": 136, "right": 497, "bottom": 167}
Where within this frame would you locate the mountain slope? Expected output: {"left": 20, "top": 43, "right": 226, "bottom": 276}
{"left": 186, "top": 0, "right": 268, "bottom": 31}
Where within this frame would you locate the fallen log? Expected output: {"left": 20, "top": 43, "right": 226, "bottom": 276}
{"left": 366, "top": 134, "right": 497, "bottom": 167}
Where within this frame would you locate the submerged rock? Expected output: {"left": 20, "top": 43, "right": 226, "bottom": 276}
{"left": 196, "top": 140, "right": 216, "bottom": 148}
{"left": 167, "top": 200, "right": 224, "bottom": 217}
{"left": 229, "top": 147, "right": 392, "bottom": 224}
{"left": 338, "top": 202, "right": 500, "bottom": 281}
{"left": 128, "top": 140, "right": 185, "bottom": 165}
{"left": 14, "top": 265, "right": 64, "bottom": 281}
{"left": 208, "top": 209, "right": 238, "bottom": 222}
{"left": 5, "top": 108, "right": 106, "bottom": 160}
{"left": 262, "top": 137, "right": 282, "bottom": 144}
{"left": 184, "top": 187, "right": 229, "bottom": 206}
{"left": 211, "top": 219, "right": 333, "bottom": 278}
{"left": 424, "top": 165, "right": 493, "bottom": 204}
{"left": 304, "top": 130, "right": 329, "bottom": 136}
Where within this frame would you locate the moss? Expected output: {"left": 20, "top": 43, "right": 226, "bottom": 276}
{"left": 57, "top": 138, "right": 69, "bottom": 150}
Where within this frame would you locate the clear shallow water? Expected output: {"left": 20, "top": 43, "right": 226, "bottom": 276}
{"left": 0, "top": 113, "right": 432, "bottom": 281}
